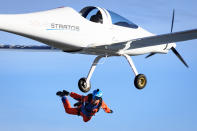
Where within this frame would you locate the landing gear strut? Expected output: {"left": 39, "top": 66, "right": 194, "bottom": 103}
{"left": 78, "top": 56, "right": 103, "bottom": 93}
{"left": 78, "top": 54, "right": 147, "bottom": 93}
{"left": 123, "top": 54, "right": 147, "bottom": 90}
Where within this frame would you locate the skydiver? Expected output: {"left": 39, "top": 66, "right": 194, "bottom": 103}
{"left": 56, "top": 89, "right": 113, "bottom": 122}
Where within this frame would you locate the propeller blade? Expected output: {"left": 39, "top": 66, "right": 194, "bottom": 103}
{"left": 145, "top": 53, "right": 156, "bottom": 58}
{"left": 171, "top": 47, "right": 189, "bottom": 68}
{"left": 171, "top": 9, "right": 175, "bottom": 33}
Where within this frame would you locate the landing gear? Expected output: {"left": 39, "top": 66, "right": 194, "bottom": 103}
{"left": 78, "top": 77, "right": 91, "bottom": 93}
{"left": 134, "top": 74, "right": 147, "bottom": 89}
{"left": 123, "top": 54, "right": 147, "bottom": 90}
{"left": 78, "top": 56, "right": 103, "bottom": 93}
{"left": 78, "top": 54, "right": 147, "bottom": 93}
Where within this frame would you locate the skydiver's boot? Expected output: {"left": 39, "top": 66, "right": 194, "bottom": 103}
{"left": 62, "top": 90, "right": 70, "bottom": 96}
{"left": 56, "top": 90, "right": 70, "bottom": 97}
{"left": 56, "top": 91, "right": 64, "bottom": 97}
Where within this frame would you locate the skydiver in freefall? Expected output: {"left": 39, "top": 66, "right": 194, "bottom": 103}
{"left": 56, "top": 89, "right": 113, "bottom": 122}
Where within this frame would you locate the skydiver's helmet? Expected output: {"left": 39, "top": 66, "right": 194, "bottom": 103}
{"left": 92, "top": 89, "right": 103, "bottom": 100}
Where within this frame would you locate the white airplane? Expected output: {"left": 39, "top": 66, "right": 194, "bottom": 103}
{"left": 0, "top": 6, "right": 196, "bottom": 93}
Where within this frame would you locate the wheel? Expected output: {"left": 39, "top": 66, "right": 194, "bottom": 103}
{"left": 78, "top": 77, "right": 91, "bottom": 93}
{"left": 134, "top": 74, "right": 147, "bottom": 90}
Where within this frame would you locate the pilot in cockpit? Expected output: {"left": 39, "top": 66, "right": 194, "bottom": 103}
{"left": 90, "top": 11, "right": 103, "bottom": 24}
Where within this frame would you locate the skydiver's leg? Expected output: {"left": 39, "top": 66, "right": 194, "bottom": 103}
{"left": 70, "top": 92, "right": 84, "bottom": 101}
{"left": 61, "top": 96, "right": 79, "bottom": 115}
{"left": 61, "top": 96, "right": 93, "bottom": 122}
{"left": 80, "top": 112, "right": 92, "bottom": 122}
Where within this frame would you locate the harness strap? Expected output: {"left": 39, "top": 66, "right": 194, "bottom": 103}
{"left": 75, "top": 93, "right": 103, "bottom": 116}
{"left": 97, "top": 98, "right": 103, "bottom": 112}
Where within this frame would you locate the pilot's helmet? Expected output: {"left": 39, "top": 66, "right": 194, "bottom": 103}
{"left": 96, "top": 11, "right": 102, "bottom": 18}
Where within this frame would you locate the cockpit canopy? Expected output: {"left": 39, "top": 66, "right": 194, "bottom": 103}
{"left": 80, "top": 6, "right": 138, "bottom": 29}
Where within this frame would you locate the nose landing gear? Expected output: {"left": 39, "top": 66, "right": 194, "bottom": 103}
{"left": 123, "top": 54, "right": 147, "bottom": 90}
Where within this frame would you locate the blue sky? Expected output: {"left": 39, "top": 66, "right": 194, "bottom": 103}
{"left": 0, "top": 0, "right": 197, "bottom": 131}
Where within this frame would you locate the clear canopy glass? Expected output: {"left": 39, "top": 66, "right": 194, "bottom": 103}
{"left": 108, "top": 10, "right": 138, "bottom": 29}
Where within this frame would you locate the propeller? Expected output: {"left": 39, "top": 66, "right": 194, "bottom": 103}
{"left": 170, "top": 9, "right": 189, "bottom": 68}
{"left": 171, "top": 47, "right": 189, "bottom": 68}
{"left": 170, "top": 9, "right": 175, "bottom": 33}
{"left": 146, "top": 9, "right": 176, "bottom": 59}
{"left": 146, "top": 9, "right": 189, "bottom": 68}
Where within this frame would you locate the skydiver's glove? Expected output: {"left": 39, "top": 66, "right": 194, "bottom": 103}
{"left": 63, "top": 90, "right": 70, "bottom": 96}
{"left": 109, "top": 110, "right": 113, "bottom": 113}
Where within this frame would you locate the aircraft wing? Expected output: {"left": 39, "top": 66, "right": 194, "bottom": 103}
{"left": 129, "top": 29, "right": 197, "bottom": 49}
{"left": 0, "top": 44, "right": 60, "bottom": 51}
{"left": 85, "top": 29, "right": 197, "bottom": 56}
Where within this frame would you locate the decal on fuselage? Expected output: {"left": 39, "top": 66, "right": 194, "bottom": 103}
{"left": 47, "top": 23, "right": 80, "bottom": 31}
